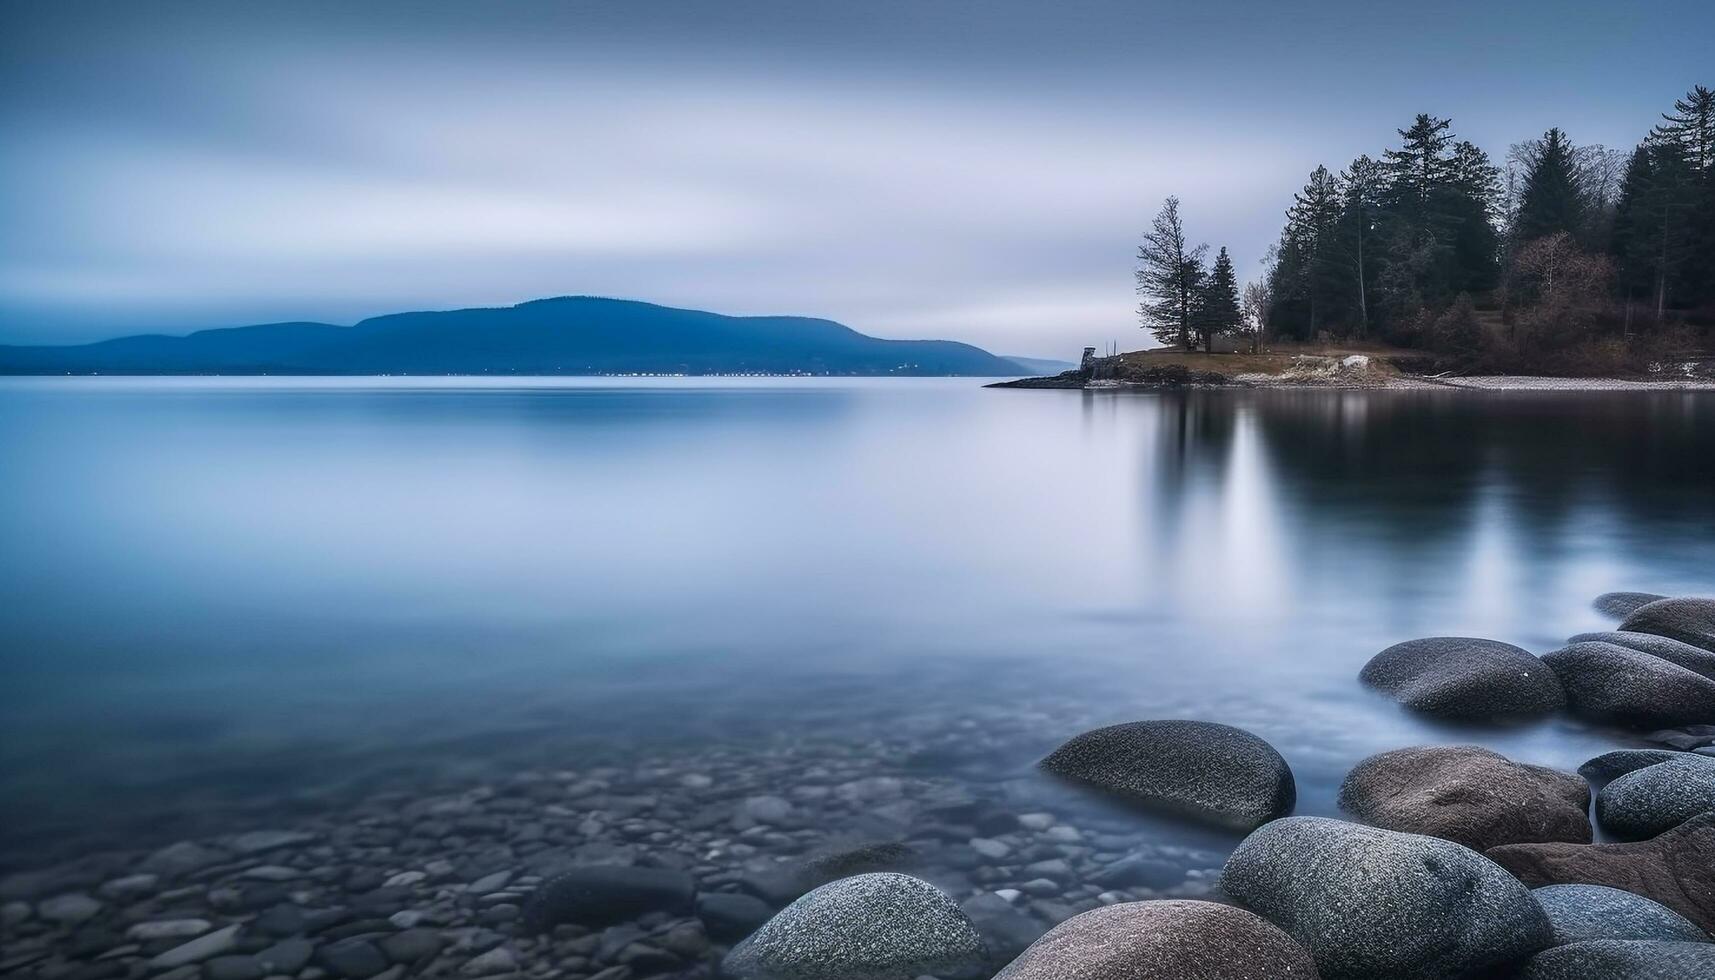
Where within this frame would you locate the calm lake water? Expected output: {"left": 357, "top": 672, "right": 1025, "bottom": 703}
{"left": 2, "top": 377, "right": 1714, "bottom": 868}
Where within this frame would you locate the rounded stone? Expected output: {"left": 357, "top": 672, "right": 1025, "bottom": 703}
{"left": 723, "top": 872, "right": 987, "bottom": 980}
{"left": 1359, "top": 637, "right": 1564, "bottom": 719}
{"left": 1338, "top": 745, "right": 1590, "bottom": 850}
{"left": 1532, "top": 884, "right": 1709, "bottom": 945}
{"left": 992, "top": 899, "right": 1320, "bottom": 979}
{"left": 1518, "top": 940, "right": 1715, "bottom": 979}
{"left": 1569, "top": 631, "right": 1715, "bottom": 681}
{"left": 1219, "top": 816, "right": 1552, "bottom": 980}
{"left": 1594, "top": 592, "right": 1668, "bottom": 619}
{"left": 1039, "top": 720, "right": 1294, "bottom": 831}
{"left": 1578, "top": 749, "right": 1688, "bottom": 783}
{"left": 1486, "top": 812, "right": 1715, "bottom": 935}
{"left": 1541, "top": 641, "right": 1715, "bottom": 728}
{"left": 1594, "top": 754, "right": 1715, "bottom": 840}
{"left": 1620, "top": 597, "right": 1715, "bottom": 652}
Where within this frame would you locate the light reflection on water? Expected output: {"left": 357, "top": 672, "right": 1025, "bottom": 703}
{"left": 1, "top": 377, "right": 1712, "bottom": 864}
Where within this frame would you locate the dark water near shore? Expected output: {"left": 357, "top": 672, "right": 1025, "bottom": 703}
{"left": 2, "top": 377, "right": 1714, "bottom": 869}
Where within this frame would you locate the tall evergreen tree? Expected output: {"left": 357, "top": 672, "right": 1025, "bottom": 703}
{"left": 1514, "top": 128, "right": 1587, "bottom": 242}
{"left": 1610, "top": 145, "right": 1657, "bottom": 327}
{"left": 1194, "top": 247, "right": 1243, "bottom": 351}
{"left": 1652, "top": 84, "right": 1715, "bottom": 309}
{"left": 1656, "top": 84, "right": 1714, "bottom": 174}
{"left": 1288, "top": 165, "right": 1345, "bottom": 335}
{"left": 1136, "top": 196, "right": 1208, "bottom": 349}
{"left": 1338, "top": 155, "right": 1386, "bottom": 335}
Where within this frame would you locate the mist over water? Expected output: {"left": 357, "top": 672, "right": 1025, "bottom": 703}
{"left": 2, "top": 378, "right": 1713, "bottom": 867}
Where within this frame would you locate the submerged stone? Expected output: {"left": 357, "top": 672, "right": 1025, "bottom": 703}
{"left": 1359, "top": 637, "right": 1563, "bottom": 719}
{"left": 1040, "top": 720, "right": 1294, "bottom": 831}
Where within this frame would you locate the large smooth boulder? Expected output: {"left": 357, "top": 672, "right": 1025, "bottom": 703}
{"left": 1532, "top": 884, "right": 1709, "bottom": 945}
{"left": 523, "top": 865, "right": 695, "bottom": 930}
{"left": 1578, "top": 749, "right": 1688, "bottom": 783}
{"left": 1040, "top": 720, "right": 1294, "bottom": 831}
{"left": 1594, "top": 592, "right": 1667, "bottom": 619}
{"left": 1594, "top": 755, "right": 1715, "bottom": 840}
{"left": 1569, "top": 631, "right": 1715, "bottom": 681}
{"left": 1541, "top": 641, "right": 1715, "bottom": 727}
{"left": 1518, "top": 940, "right": 1715, "bottom": 979}
{"left": 1620, "top": 597, "right": 1715, "bottom": 652}
{"left": 992, "top": 900, "right": 1319, "bottom": 979}
{"left": 722, "top": 873, "right": 987, "bottom": 980}
{"left": 1338, "top": 745, "right": 1590, "bottom": 850}
{"left": 1486, "top": 812, "right": 1715, "bottom": 934}
{"left": 1218, "top": 816, "right": 1552, "bottom": 980}
{"left": 1359, "top": 637, "right": 1564, "bottom": 719}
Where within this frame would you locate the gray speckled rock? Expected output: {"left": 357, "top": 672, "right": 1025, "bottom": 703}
{"left": 1359, "top": 637, "right": 1564, "bottom": 719}
{"left": 1595, "top": 754, "right": 1715, "bottom": 840}
{"left": 1338, "top": 745, "right": 1590, "bottom": 850}
{"left": 722, "top": 873, "right": 987, "bottom": 980}
{"left": 1578, "top": 750, "right": 1689, "bottom": 783}
{"left": 1532, "top": 885, "right": 1709, "bottom": 945}
{"left": 1569, "top": 631, "right": 1715, "bottom": 681}
{"left": 1518, "top": 940, "right": 1715, "bottom": 979}
{"left": 1621, "top": 597, "right": 1715, "bottom": 652}
{"left": 1594, "top": 592, "right": 1668, "bottom": 619}
{"left": 1039, "top": 720, "right": 1294, "bottom": 831}
{"left": 993, "top": 900, "right": 1319, "bottom": 979}
{"left": 1541, "top": 641, "right": 1715, "bottom": 727}
{"left": 1219, "top": 816, "right": 1552, "bottom": 980}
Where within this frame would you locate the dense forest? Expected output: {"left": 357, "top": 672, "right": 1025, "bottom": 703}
{"left": 1138, "top": 84, "right": 1714, "bottom": 373}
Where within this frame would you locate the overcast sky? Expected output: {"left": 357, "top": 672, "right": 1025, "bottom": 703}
{"left": 2, "top": 1, "right": 1710, "bottom": 356}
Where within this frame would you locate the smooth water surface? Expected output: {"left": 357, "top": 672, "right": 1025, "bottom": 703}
{"left": 2, "top": 377, "right": 1713, "bottom": 865}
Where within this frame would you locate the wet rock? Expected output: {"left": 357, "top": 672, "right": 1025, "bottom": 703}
{"left": 1577, "top": 750, "right": 1687, "bottom": 783}
{"left": 460, "top": 945, "right": 517, "bottom": 977}
{"left": 254, "top": 938, "right": 316, "bottom": 975}
{"left": 1594, "top": 592, "right": 1667, "bottom": 619}
{"left": 1487, "top": 812, "right": 1715, "bottom": 934}
{"left": 1542, "top": 641, "right": 1715, "bottom": 727}
{"left": 316, "top": 939, "right": 389, "bottom": 979}
{"left": 1532, "top": 884, "right": 1709, "bottom": 945}
{"left": 139, "top": 841, "right": 225, "bottom": 877}
{"left": 38, "top": 892, "right": 102, "bottom": 925}
{"left": 379, "top": 929, "right": 442, "bottom": 965}
{"left": 149, "top": 924, "right": 242, "bottom": 969}
{"left": 229, "top": 830, "right": 318, "bottom": 854}
{"left": 126, "top": 919, "right": 212, "bottom": 941}
{"left": 723, "top": 873, "right": 986, "bottom": 980}
{"left": 1338, "top": 745, "right": 1591, "bottom": 850}
{"left": 992, "top": 899, "right": 1319, "bottom": 979}
{"left": 696, "top": 892, "right": 775, "bottom": 941}
{"left": 525, "top": 865, "right": 696, "bottom": 930}
{"left": 1594, "top": 754, "right": 1715, "bottom": 839}
{"left": 1647, "top": 723, "right": 1715, "bottom": 750}
{"left": 1359, "top": 636, "right": 1563, "bottom": 719}
{"left": 1040, "top": 720, "right": 1295, "bottom": 831}
{"left": 1569, "top": 631, "right": 1715, "bottom": 681}
{"left": 1220, "top": 816, "right": 1551, "bottom": 980}
{"left": 97, "top": 873, "right": 158, "bottom": 899}
{"left": 1518, "top": 939, "right": 1715, "bottom": 978}
{"left": 1620, "top": 597, "right": 1715, "bottom": 652}
{"left": 252, "top": 903, "right": 307, "bottom": 937}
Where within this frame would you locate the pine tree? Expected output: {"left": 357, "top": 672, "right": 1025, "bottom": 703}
{"left": 1514, "top": 128, "right": 1587, "bottom": 242}
{"left": 1610, "top": 145, "right": 1656, "bottom": 328}
{"left": 1288, "top": 165, "right": 1344, "bottom": 334}
{"left": 1656, "top": 84, "right": 1714, "bottom": 174}
{"left": 1338, "top": 155, "right": 1386, "bottom": 335}
{"left": 1136, "top": 197, "right": 1208, "bottom": 349}
{"left": 1194, "top": 247, "right": 1243, "bottom": 352}
{"left": 1652, "top": 84, "right": 1715, "bottom": 308}
{"left": 1383, "top": 115, "right": 1455, "bottom": 217}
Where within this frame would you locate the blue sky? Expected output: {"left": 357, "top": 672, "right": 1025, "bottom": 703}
{"left": 1, "top": 1, "right": 1710, "bottom": 356}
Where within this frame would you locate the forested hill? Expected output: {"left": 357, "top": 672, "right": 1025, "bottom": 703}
{"left": 0, "top": 297, "right": 1027, "bottom": 377}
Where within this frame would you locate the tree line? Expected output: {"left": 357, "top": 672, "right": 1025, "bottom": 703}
{"left": 1136, "top": 83, "right": 1714, "bottom": 372}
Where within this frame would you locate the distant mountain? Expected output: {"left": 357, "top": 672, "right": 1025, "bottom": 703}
{"left": 0, "top": 297, "right": 1028, "bottom": 377}
{"left": 1003, "top": 356, "right": 1076, "bottom": 375}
